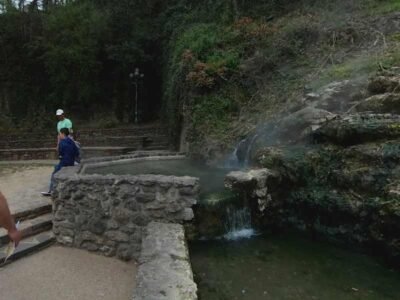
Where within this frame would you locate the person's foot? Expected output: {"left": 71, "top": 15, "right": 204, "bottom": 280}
{"left": 41, "top": 191, "right": 51, "bottom": 197}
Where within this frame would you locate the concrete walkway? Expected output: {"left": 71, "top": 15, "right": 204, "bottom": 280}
{"left": 0, "top": 163, "right": 54, "bottom": 213}
{"left": 0, "top": 246, "right": 137, "bottom": 300}
{"left": 0, "top": 162, "right": 137, "bottom": 299}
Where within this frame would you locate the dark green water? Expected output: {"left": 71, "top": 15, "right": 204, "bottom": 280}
{"left": 190, "top": 234, "right": 400, "bottom": 300}
{"left": 88, "top": 159, "right": 400, "bottom": 299}
{"left": 86, "top": 159, "right": 232, "bottom": 196}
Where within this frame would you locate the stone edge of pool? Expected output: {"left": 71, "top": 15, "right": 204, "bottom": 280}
{"left": 52, "top": 152, "right": 199, "bottom": 300}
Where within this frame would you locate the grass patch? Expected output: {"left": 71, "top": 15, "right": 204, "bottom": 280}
{"left": 312, "top": 44, "right": 400, "bottom": 90}
{"left": 364, "top": 0, "right": 400, "bottom": 15}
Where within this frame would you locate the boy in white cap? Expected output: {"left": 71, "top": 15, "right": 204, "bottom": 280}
{"left": 56, "top": 109, "right": 73, "bottom": 134}
{"left": 56, "top": 109, "right": 73, "bottom": 147}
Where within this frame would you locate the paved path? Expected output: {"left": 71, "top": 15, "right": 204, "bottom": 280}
{"left": 0, "top": 246, "right": 137, "bottom": 300}
{"left": 0, "top": 162, "right": 138, "bottom": 299}
{"left": 0, "top": 163, "right": 54, "bottom": 214}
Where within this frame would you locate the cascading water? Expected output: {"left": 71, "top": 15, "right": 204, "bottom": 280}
{"left": 224, "top": 138, "right": 246, "bottom": 168}
{"left": 244, "top": 134, "right": 258, "bottom": 166}
{"left": 226, "top": 133, "right": 260, "bottom": 169}
{"left": 223, "top": 207, "right": 256, "bottom": 240}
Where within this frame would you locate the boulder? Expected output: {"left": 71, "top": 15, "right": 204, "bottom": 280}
{"left": 225, "top": 168, "right": 280, "bottom": 214}
{"left": 368, "top": 75, "right": 400, "bottom": 94}
{"left": 314, "top": 113, "right": 400, "bottom": 145}
{"left": 303, "top": 80, "right": 366, "bottom": 113}
{"left": 280, "top": 106, "right": 336, "bottom": 133}
{"left": 352, "top": 93, "right": 400, "bottom": 114}
{"left": 225, "top": 168, "right": 280, "bottom": 191}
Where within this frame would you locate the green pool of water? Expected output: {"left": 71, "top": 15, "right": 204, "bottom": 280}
{"left": 190, "top": 234, "right": 400, "bottom": 300}
{"left": 86, "top": 159, "right": 233, "bottom": 196}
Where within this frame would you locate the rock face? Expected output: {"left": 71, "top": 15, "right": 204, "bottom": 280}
{"left": 52, "top": 167, "right": 199, "bottom": 261}
{"left": 235, "top": 71, "right": 400, "bottom": 266}
{"left": 133, "top": 222, "right": 197, "bottom": 300}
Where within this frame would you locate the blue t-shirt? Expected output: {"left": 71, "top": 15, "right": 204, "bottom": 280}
{"left": 59, "top": 137, "right": 79, "bottom": 167}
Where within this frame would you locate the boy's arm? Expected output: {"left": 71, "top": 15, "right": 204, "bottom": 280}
{"left": 0, "top": 192, "right": 22, "bottom": 246}
{"left": 58, "top": 140, "right": 65, "bottom": 157}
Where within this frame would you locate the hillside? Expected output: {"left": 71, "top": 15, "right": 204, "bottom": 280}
{"left": 161, "top": 0, "right": 400, "bottom": 162}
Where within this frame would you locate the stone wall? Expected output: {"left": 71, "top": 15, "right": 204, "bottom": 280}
{"left": 133, "top": 222, "right": 197, "bottom": 300}
{"left": 52, "top": 166, "right": 199, "bottom": 260}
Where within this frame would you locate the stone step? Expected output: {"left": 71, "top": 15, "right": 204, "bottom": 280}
{"left": 0, "top": 231, "right": 55, "bottom": 266}
{"left": 82, "top": 150, "right": 183, "bottom": 164}
{"left": 0, "top": 126, "right": 168, "bottom": 141}
{"left": 0, "top": 144, "right": 171, "bottom": 161}
{"left": 142, "top": 145, "right": 172, "bottom": 151}
{"left": 0, "top": 148, "right": 59, "bottom": 161}
{"left": 0, "top": 135, "right": 170, "bottom": 148}
{"left": 12, "top": 203, "right": 52, "bottom": 222}
{"left": 81, "top": 146, "right": 138, "bottom": 159}
{"left": 0, "top": 213, "right": 53, "bottom": 247}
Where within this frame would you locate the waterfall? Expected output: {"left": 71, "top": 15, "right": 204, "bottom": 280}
{"left": 244, "top": 134, "right": 258, "bottom": 166}
{"left": 225, "top": 134, "right": 259, "bottom": 168}
{"left": 224, "top": 138, "right": 246, "bottom": 168}
{"left": 223, "top": 207, "right": 256, "bottom": 240}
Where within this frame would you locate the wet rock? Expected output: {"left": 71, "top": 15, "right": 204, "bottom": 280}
{"left": 225, "top": 168, "right": 281, "bottom": 215}
{"left": 225, "top": 169, "right": 280, "bottom": 190}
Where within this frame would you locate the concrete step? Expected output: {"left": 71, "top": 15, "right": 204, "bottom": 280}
{"left": 0, "top": 135, "right": 170, "bottom": 149}
{"left": 13, "top": 203, "right": 52, "bottom": 222}
{"left": 0, "top": 213, "right": 53, "bottom": 247}
{"left": 0, "top": 142, "right": 171, "bottom": 160}
{"left": 142, "top": 145, "right": 172, "bottom": 151}
{"left": 0, "top": 231, "right": 55, "bottom": 266}
{"left": 77, "top": 127, "right": 168, "bottom": 138}
{"left": 0, "top": 148, "right": 59, "bottom": 161}
{"left": 81, "top": 146, "right": 137, "bottom": 159}
{"left": 0, "top": 126, "right": 168, "bottom": 142}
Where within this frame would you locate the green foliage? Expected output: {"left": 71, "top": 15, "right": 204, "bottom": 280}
{"left": 191, "top": 93, "right": 234, "bottom": 134}
{"left": 271, "top": 15, "right": 320, "bottom": 58}
{"left": 43, "top": 1, "right": 106, "bottom": 112}
{"left": 0, "top": 0, "right": 163, "bottom": 128}
{"left": 364, "top": 0, "right": 400, "bottom": 15}
{"left": 163, "top": 15, "right": 276, "bottom": 141}
{"left": 1, "top": 0, "right": 399, "bottom": 136}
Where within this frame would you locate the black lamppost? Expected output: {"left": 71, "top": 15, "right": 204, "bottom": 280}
{"left": 129, "top": 68, "right": 144, "bottom": 124}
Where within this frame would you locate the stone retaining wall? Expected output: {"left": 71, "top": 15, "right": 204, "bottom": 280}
{"left": 52, "top": 165, "right": 199, "bottom": 260}
{"left": 133, "top": 222, "right": 197, "bottom": 300}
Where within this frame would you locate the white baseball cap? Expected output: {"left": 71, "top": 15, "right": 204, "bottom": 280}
{"left": 56, "top": 109, "right": 64, "bottom": 116}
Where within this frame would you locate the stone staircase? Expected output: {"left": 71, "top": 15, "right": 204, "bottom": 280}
{"left": 0, "top": 123, "right": 172, "bottom": 161}
{"left": 0, "top": 203, "right": 54, "bottom": 266}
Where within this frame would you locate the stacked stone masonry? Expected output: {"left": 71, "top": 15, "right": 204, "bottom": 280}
{"left": 52, "top": 165, "right": 199, "bottom": 261}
